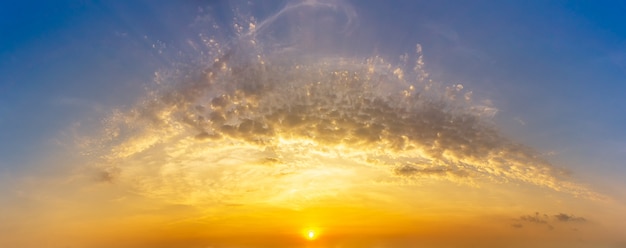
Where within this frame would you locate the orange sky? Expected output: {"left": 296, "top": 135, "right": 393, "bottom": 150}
{"left": 2, "top": 1, "right": 626, "bottom": 248}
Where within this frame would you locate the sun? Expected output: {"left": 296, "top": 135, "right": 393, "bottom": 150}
{"left": 307, "top": 230, "right": 317, "bottom": 240}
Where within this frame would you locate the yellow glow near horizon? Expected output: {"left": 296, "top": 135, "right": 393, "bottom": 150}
{"left": 304, "top": 229, "right": 318, "bottom": 241}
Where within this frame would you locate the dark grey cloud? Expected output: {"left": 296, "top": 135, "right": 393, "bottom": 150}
{"left": 94, "top": 167, "right": 120, "bottom": 183}
{"left": 554, "top": 213, "right": 587, "bottom": 223}
{"left": 514, "top": 212, "right": 588, "bottom": 230}
{"left": 520, "top": 212, "right": 549, "bottom": 224}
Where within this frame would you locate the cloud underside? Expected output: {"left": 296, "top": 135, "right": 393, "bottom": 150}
{"left": 512, "top": 212, "right": 588, "bottom": 230}
{"left": 79, "top": 46, "right": 597, "bottom": 206}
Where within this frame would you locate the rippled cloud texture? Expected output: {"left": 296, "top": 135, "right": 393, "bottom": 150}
{"left": 80, "top": 2, "right": 596, "bottom": 206}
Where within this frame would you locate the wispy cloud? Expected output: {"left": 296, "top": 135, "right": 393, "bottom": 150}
{"left": 520, "top": 212, "right": 549, "bottom": 224}
{"left": 512, "top": 212, "right": 588, "bottom": 230}
{"left": 554, "top": 213, "right": 587, "bottom": 223}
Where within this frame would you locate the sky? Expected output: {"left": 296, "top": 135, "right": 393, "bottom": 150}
{"left": 1, "top": 0, "right": 626, "bottom": 247}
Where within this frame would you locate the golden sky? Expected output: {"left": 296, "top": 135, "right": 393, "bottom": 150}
{"left": 2, "top": 50, "right": 623, "bottom": 248}
{"left": 2, "top": 1, "right": 626, "bottom": 248}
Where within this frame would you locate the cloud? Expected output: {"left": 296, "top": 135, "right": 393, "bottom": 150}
{"left": 554, "top": 213, "right": 587, "bottom": 223}
{"left": 95, "top": 170, "right": 115, "bottom": 183}
{"left": 393, "top": 164, "right": 469, "bottom": 179}
{"left": 73, "top": 1, "right": 600, "bottom": 206}
{"left": 514, "top": 212, "right": 588, "bottom": 230}
{"left": 520, "top": 212, "right": 549, "bottom": 224}
{"left": 78, "top": 40, "right": 600, "bottom": 205}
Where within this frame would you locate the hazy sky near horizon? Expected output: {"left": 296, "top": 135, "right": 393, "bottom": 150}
{"left": 1, "top": 1, "right": 626, "bottom": 247}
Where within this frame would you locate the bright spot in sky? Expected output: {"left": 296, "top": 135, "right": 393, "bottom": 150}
{"left": 307, "top": 230, "right": 316, "bottom": 240}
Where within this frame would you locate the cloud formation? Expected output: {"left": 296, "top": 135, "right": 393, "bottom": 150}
{"left": 74, "top": 0, "right": 599, "bottom": 207}
{"left": 520, "top": 212, "right": 549, "bottom": 224}
{"left": 554, "top": 213, "right": 587, "bottom": 223}
{"left": 512, "top": 212, "right": 588, "bottom": 231}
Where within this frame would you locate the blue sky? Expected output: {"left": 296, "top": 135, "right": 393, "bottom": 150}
{"left": 2, "top": 1, "right": 626, "bottom": 247}
{"left": 3, "top": 0, "right": 624, "bottom": 183}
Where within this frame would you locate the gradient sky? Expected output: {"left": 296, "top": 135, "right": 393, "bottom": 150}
{"left": 1, "top": 1, "right": 626, "bottom": 248}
